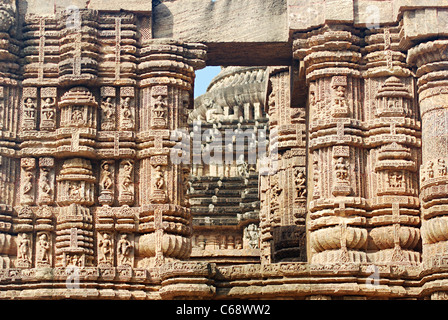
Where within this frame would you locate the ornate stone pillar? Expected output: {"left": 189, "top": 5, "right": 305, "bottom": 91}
{"left": 0, "top": 0, "right": 20, "bottom": 269}
{"left": 137, "top": 40, "right": 206, "bottom": 267}
{"left": 294, "top": 26, "right": 368, "bottom": 264}
{"left": 262, "top": 66, "right": 307, "bottom": 263}
{"left": 363, "top": 26, "right": 421, "bottom": 265}
{"left": 407, "top": 40, "right": 448, "bottom": 266}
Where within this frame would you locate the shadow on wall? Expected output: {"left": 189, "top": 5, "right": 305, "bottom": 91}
{"left": 272, "top": 225, "right": 307, "bottom": 262}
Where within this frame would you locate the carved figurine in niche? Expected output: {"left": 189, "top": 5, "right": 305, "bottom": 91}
{"left": 100, "top": 162, "right": 114, "bottom": 191}
{"left": 39, "top": 167, "right": 52, "bottom": 199}
{"left": 309, "top": 84, "right": 319, "bottom": 121}
{"left": 71, "top": 105, "right": 85, "bottom": 126}
{"left": 330, "top": 76, "right": 349, "bottom": 117}
{"left": 18, "top": 233, "right": 31, "bottom": 263}
{"left": 181, "top": 169, "right": 190, "bottom": 206}
{"left": 151, "top": 165, "right": 168, "bottom": 203}
{"left": 438, "top": 159, "right": 447, "bottom": 177}
{"left": 244, "top": 224, "right": 260, "bottom": 249}
{"left": 68, "top": 182, "right": 83, "bottom": 201}
{"left": 117, "top": 234, "right": 133, "bottom": 266}
{"left": 151, "top": 86, "right": 168, "bottom": 128}
{"left": 295, "top": 168, "right": 307, "bottom": 199}
{"left": 101, "top": 97, "right": 115, "bottom": 131}
{"left": 270, "top": 180, "right": 282, "bottom": 225}
{"left": 388, "top": 171, "right": 403, "bottom": 188}
{"left": 120, "top": 96, "right": 134, "bottom": 130}
{"left": 98, "top": 233, "right": 113, "bottom": 264}
{"left": 121, "top": 160, "right": 133, "bottom": 193}
{"left": 21, "top": 158, "right": 36, "bottom": 204}
{"left": 99, "top": 161, "right": 114, "bottom": 205}
{"left": 335, "top": 157, "right": 349, "bottom": 183}
{"left": 41, "top": 98, "right": 55, "bottom": 120}
{"left": 36, "top": 233, "right": 50, "bottom": 265}
{"left": 119, "top": 160, "right": 134, "bottom": 205}
{"left": 153, "top": 166, "right": 165, "bottom": 190}
{"left": 22, "top": 170, "right": 33, "bottom": 197}
{"left": 66, "top": 254, "right": 83, "bottom": 267}
{"left": 387, "top": 97, "right": 400, "bottom": 109}
{"left": 23, "top": 98, "right": 36, "bottom": 120}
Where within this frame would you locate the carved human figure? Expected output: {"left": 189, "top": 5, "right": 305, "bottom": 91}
{"left": 41, "top": 97, "right": 55, "bottom": 120}
{"left": 387, "top": 97, "right": 399, "bottom": 109}
{"left": 244, "top": 224, "right": 259, "bottom": 249}
{"left": 40, "top": 168, "right": 52, "bottom": 196}
{"left": 101, "top": 97, "right": 115, "bottom": 120}
{"left": 71, "top": 106, "right": 85, "bottom": 125}
{"left": 101, "top": 97, "right": 115, "bottom": 130}
{"left": 121, "top": 97, "right": 134, "bottom": 127}
{"left": 152, "top": 93, "right": 167, "bottom": 118}
{"left": 335, "top": 157, "right": 349, "bottom": 183}
{"left": 117, "top": 234, "right": 133, "bottom": 266}
{"left": 98, "top": 233, "right": 113, "bottom": 263}
{"left": 438, "top": 159, "right": 447, "bottom": 177}
{"left": 23, "top": 98, "right": 36, "bottom": 119}
{"left": 295, "top": 169, "right": 307, "bottom": 198}
{"left": 18, "top": 233, "right": 31, "bottom": 262}
{"left": 100, "top": 162, "right": 114, "bottom": 191}
{"left": 68, "top": 182, "right": 82, "bottom": 201}
{"left": 153, "top": 165, "right": 165, "bottom": 191}
{"left": 332, "top": 85, "right": 348, "bottom": 108}
{"left": 388, "top": 171, "right": 403, "bottom": 188}
{"left": 330, "top": 76, "right": 349, "bottom": 117}
{"left": 270, "top": 182, "right": 282, "bottom": 218}
{"left": 121, "top": 160, "right": 133, "bottom": 193}
{"left": 22, "top": 170, "right": 33, "bottom": 196}
{"left": 36, "top": 233, "right": 50, "bottom": 264}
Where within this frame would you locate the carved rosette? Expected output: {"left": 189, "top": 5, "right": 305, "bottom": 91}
{"left": 137, "top": 40, "right": 206, "bottom": 267}
{"left": 294, "top": 26, "right": 367, "bottom": 264}
{"left": 408, "top": 40, "right": 448, "bottom": 266}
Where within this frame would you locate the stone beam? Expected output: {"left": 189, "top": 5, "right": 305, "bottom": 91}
{"left": 152, "top": 0, "right": 290, "bottom": 66}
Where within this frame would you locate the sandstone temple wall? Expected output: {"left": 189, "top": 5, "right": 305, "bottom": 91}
{"left": 0, "top": 0, "right": 447, "bottom": 300}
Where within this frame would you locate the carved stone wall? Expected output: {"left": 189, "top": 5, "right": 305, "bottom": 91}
{"left": 0, "top": 0, "right": 447, "bottom": 301}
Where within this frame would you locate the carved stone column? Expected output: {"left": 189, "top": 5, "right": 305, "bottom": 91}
{"left": 262, "top": 66, "right": 307, "bottom": 263}
{"left": 363, "top": 26, "right": 421, "bottom": 265}
{"left": 407, "top": 40, "right": 448, "bottom": 266}
{"left": 294, "top": 26, "right": 368, "bottom": 264}
{"left": 0, "top": 0, "right": 20, "bottom": 269}
{"left": 137, "top": 40, "right": 206, "bottom": 267}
